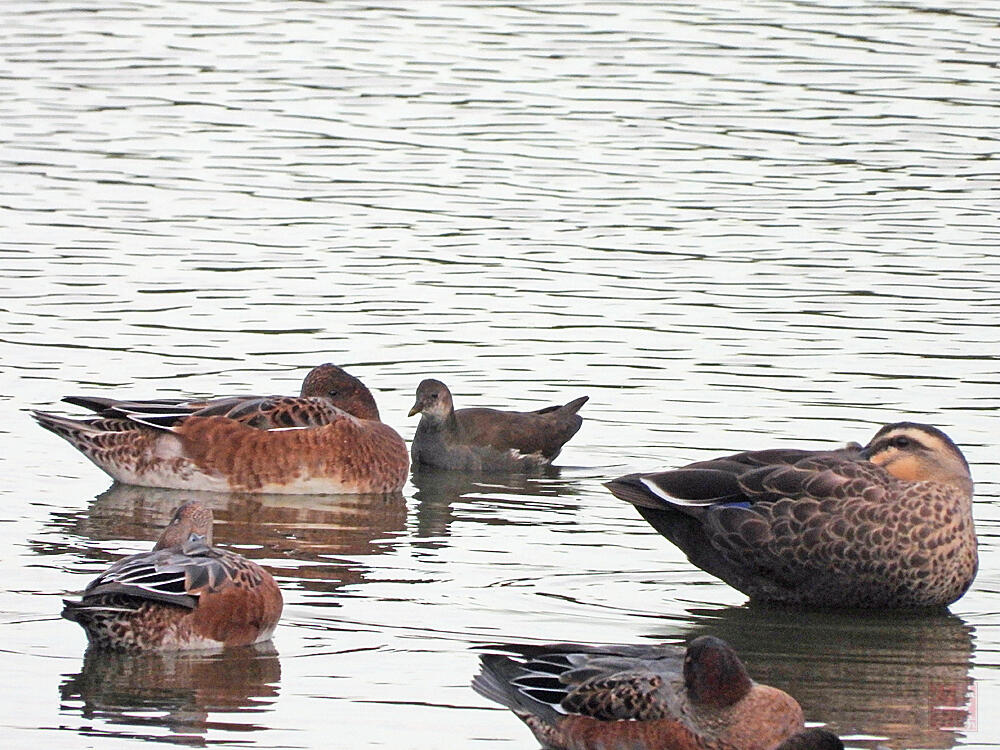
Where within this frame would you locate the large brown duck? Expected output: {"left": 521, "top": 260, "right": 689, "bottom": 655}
{"left": 32, "top": 364, "right": 408, "bottom": 494}
{"left": 63, "top": 502, "right": 283, "bottom": 652}
{"left": 472, "top": 636, "right": 842, "bottom": 750}
{"left": 606, "top": 422, "right": 977, "bottom": 609}
{"left": 408, "top": 378, "right": 587, "bottom": 472}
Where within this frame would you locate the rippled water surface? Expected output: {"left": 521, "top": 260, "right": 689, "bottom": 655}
{"left": 3, "top": 1, "right": 999, "bottom": 748}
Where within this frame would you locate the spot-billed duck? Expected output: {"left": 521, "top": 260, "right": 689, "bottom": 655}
{"left": 606, "top": 422, "right": 977, "bottom": 608}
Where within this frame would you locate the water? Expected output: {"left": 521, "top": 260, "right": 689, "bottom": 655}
{"left": 2, "top": 0, "right": 999, "bottom": 747}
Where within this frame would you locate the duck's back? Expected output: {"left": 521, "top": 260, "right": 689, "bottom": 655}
{"left": 412, "top": 415, "right": 533, "bottom": 472}
{"left": 455, "top": 396, "right": 588, "bottom": 460}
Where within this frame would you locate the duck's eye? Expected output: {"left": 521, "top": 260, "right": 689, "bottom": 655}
{"left": 892, "top": 435, "right": 911, "bottom": 449}
{"left": 328, "top": 389, "right": 338, "bottom": 398}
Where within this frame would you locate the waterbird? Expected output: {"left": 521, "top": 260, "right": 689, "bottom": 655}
{"left": 605, "top": 422, "right": 977, "bottom": 609}
{"left": 472, "top": 636, "right": 842, "bottom": 750}
{"left": 408, "top": 378, "right": 587, "bottom": 472}
{"left": 32, "top": 363, "right": 408, "bottom": 494}
{"left": 62, "top": 501, "right": 283, "bottom": 652}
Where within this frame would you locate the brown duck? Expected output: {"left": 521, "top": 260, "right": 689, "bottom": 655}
{"left": 62, "top": 502, "right": 283, "bottom": 652}
{"left": 32, "top": 364, "right": 408, "bottom": 494}
{"left": 605, "top": 422, "right": 977, "bottom": 609}
{"left": 472, "top": 636, "right": 842, "bottom": 750}
{"left": 408, "top": 378, "right": 587, "bottom": 472}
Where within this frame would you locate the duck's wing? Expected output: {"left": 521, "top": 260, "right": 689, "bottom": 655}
{"left": 190, "top": 396, "right": 354, "bottom": 430}
{"left": 62, "top": 394, "right": 351, "bottom": 431}
{"left": 79, "top": 543, "right": 263, "bottom": 609}
{"left": 531, "top": 396, "right": 589, "bottom": 417}
{"left": 687, "top": 454, "right": 897, "bottom": 576}
{"left": 474, "top": 643, "right": 684, "bottom": 723}
{"left": 62, "top": 395, "right": 196, "bottom": 415}
{"left": 607, "top": 447, "right": 873, "bottom": 510}
{"left": 606, "top": 449, "right": 900, "bottom": 601}
{"left": 455, "top": 397, "right": 587, "bottom": 459}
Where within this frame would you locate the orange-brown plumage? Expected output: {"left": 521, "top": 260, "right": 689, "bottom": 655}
{"left": 531, "top": 715, "right": 703, "bottom": 749}
{"left": 62, "top": 502, "right": 283, "bottom": 652}
{"left": 32, "top": 363, "right": 408, "bottom": 494}
{"left": 173, "top": 414, "right": 408, "bottom": 493}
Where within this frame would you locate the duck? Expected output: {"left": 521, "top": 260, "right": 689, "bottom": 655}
{"left": 605, "top": 422, "right": 977, "bottom": 609}
{"left": 775, "top": 729, "right": 844, "bottom": 750}
{"left": 31, "top": 363, "right": 409, "bottom": 494}
{"left": 472, "top": 635, "right": 841, "bottom": 750}
{"left": 62, "top": 501, "right": 283, "bottom": 652}
{"left": 408, "top": 378, "right": 587, "bottom": 472}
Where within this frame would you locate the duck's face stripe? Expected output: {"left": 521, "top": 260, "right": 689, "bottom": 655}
{"left": 865, "top": 424, "right": 970, "bottom": 484}
{"left": 870, "top": 450, "right": 927, "bottom": 482}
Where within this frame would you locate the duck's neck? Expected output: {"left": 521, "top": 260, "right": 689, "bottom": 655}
{"left": 350, "top": 391, "right": 381, "bottom": 421}
{"left": 421, "top": 408, "right": 460, "bottom": 435}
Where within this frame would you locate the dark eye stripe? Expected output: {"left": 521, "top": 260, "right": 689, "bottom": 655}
{"left": 878, "top": 435, "right": 925, "bottom": 452}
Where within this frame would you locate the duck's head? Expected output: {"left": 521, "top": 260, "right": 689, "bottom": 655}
{"left": 301, "top": 363, "right": 381, "bottom": 421}
{"left": 775, "top": 728, "right": 844, "bottom": 750}
{"left": 408, "top": 379, "right": 454, "bottom": 421}
{"left": 863, "top": 422, "right": 971, "bottom": 490}
{"left": 683, "top": 635, "right": 752, "bottom": 709}
{"left": 154, "top": 502, "right": 214, "bottom": 550}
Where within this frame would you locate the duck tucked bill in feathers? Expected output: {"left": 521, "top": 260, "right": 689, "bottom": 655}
{"left": 473, "top": 636, "right": 840, "bottom": 750}
{"left": 31, "top": 364, "right": 408, "bottom": 494}
{"left": 605, "top": 422, "right": 977, "bottom": 609}
{"left": 62, "top": 502, "right": 283, "bottom": 652}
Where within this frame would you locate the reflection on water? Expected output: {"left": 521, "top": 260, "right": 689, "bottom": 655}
{"left": 3, "top": 0, "right": 1000, "bottom": 747}
{"left": 45, "top": 478, "right": 983, "bottom": 749}
{"left": 665, "top": 606, "right": 975, "bottom": 749}
{"left": 60, "top": 644, "right": 280, "bottom": 743}
{"left": 410, "top": 467, "right": 583, "bottom": 543}
{"left": 55, "top": 483, "right": 409, "bottom": 597}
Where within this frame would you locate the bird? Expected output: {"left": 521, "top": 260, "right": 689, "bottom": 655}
{"left": 774, "top": 729, "right": 844, "bottom": 750}
{"left": 62, "top": 501, "right": 283, "bottom": 652}
{"left": 472, "top": 635, "right": 841, "bottom": 750}
{"left": 605, "top": 422, "right": 977, "bottom": 609}
{"left": 31, "top": 363, "right": 409, "bottom": 494}
{"left": 407, "top": 378, "right": 587, "bottom": 472}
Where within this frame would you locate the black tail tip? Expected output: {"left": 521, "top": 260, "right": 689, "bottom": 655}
{"left": 61, "top": 598, "right": 83, "bottom": 623}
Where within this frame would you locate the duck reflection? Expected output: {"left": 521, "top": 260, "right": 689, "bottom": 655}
{"left": 653, "top": 605, "right": 975, "bottom": 749}
{"left": 410, "top": 466, "right": 583, "bottom": 544}
{"left": 59, "top": 643, "right": 280, "bottom": 739}
{"left": 53, "top": 482, "right": 408, "bottom": 596}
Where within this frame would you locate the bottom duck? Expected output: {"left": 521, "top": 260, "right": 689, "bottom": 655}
{"left": 473, "top": 636, "right": 842, "bottom": 750}
{"left": 63, "top": 502, "right": 283, "bottom": 652}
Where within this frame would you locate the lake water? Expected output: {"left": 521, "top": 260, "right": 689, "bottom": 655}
{"left": 2, "top": 1, "right": 999, "bottom": 748}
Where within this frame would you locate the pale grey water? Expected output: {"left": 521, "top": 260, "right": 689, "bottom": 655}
{"left": 2, "top": 1, "right": 999, "bottom": 748}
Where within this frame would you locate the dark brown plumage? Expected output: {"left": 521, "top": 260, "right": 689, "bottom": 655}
{"left": 472, "top": 636, "right": 831, "bottom": 750}
{"left": 606, "top": 422, "right": 977, "bottom": 609}
{"left": 408, "top": 378, "right": 587, "bottom": 472}
{"left": 62, "top": 502, "right": 283, "bottom": 652}
{"left": 31, "top": 364, "right": 408, "bottom": 493}
{"left": 775, "top": 729, "right": 844, "bottom": 750}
